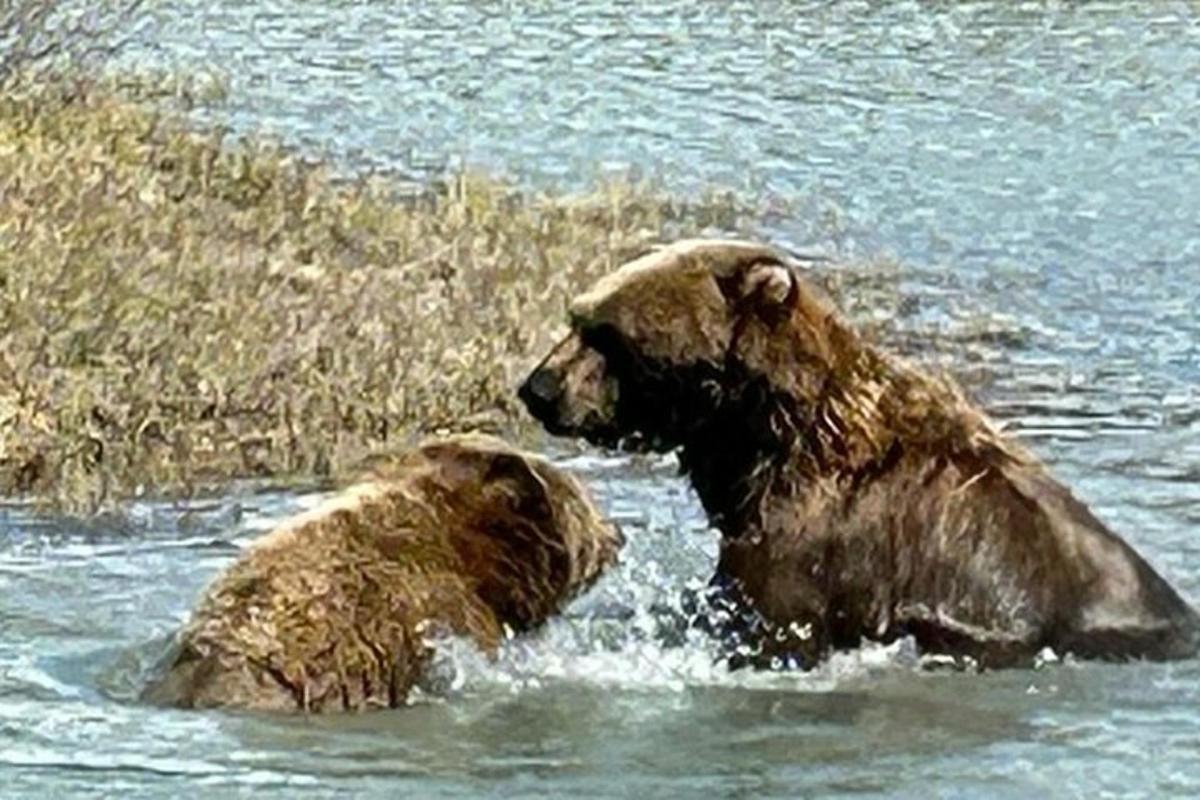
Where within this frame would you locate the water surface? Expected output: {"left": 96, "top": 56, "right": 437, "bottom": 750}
{"left": 5, "top": 2, "right": 1200, "bottom": 797}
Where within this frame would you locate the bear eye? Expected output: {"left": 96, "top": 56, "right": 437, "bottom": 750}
{"left": 580, "top": 324, "right": 627, "bottom": 359}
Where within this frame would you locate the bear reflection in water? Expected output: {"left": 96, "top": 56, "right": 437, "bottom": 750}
{"left": 520, "top": 238, "right": 1199, "bottom": 670}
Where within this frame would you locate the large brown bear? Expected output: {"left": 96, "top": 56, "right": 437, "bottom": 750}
{"left": 142, "top": 434, "right": 622, "bottom": 711}
{"left": 519, "top": 238, "right": 1199, "bottom": 669}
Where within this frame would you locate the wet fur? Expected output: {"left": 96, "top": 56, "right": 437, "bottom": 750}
{"left": 142, "top": 434, "right": 621, "bottom": 711}
{"left": 520, "top": 239, "right": 1199, "bottom": 669}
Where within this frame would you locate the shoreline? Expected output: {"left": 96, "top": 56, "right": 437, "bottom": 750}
{"left": 0, "top": 77, "right": 750, "bottom": 512}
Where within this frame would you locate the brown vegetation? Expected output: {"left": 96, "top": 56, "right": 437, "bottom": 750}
{"left": 0, "top": 0, "right": 145, "bottom": 88}
{"left": 0, "top": 79, "right": 744, "bottom": 511}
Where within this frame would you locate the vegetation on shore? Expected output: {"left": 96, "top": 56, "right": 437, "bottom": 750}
{"left": 0, "top": 78, "right": 750, "bottom": 511}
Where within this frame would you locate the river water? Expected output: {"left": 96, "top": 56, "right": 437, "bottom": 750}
{"left": 4, "top": 1, "right": 1200, "bottom": 797}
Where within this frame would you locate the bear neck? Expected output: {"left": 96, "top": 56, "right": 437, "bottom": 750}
{"left": 680, "top": 323, "right": 1005, "bottom": 538}
{"left": 676, "top": 372, "right": 784, "bottom": 537}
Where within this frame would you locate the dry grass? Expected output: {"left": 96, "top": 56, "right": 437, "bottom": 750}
{"left": 0, "top": 78, "right": 748, "bottom": 511}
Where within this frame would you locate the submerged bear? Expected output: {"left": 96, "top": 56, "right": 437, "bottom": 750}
{"left": 520, "top": 238, "right": 1199, "bottom": 669}
{"left": 143, "top": 434, "right": 622, "bottom": 712}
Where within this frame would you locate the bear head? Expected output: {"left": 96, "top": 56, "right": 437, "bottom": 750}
{"left": 393, "top": 434, "right": 624, "bottom": 630}
{"left": 519, "top": 239, "right": 844, "bottom": 455}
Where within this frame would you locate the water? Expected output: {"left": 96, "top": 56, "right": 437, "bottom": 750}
{"left": 5, "top": 1, "right": 1200, "bottom": 796}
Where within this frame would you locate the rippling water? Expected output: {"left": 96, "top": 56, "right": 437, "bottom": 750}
{"left": 5, "top": 1, "right": 1200, "bottom": 797}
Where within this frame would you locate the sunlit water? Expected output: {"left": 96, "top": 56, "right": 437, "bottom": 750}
{"left": 5, "top": 1, "right": 1200, "bottom": 797}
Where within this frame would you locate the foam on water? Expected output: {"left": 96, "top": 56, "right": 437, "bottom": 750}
{"left": 423, "top": 624, "right": 927, "bottom": 700}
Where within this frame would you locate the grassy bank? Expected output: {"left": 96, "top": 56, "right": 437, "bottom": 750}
{"left": 0, "top": 79, "right": 746, "bottom": 511}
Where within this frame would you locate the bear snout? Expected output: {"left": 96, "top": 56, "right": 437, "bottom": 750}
{"left": 518, "top": 367, "right": 565, "bottom": 425}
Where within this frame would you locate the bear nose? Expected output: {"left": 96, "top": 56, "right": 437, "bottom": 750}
{"left": 519, "top": 368, "right": 563, "bottom": 419}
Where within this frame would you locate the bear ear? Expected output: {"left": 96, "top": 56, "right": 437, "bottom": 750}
{"left": 483, "top": 452, "right": 554, "bottom": 522}
{"left": 740, "top": 259, "right": 796, "bottom": 311}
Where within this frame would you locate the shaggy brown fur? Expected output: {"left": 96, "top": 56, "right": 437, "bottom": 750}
{"left": 520, "top": 239, "right": 1199, "bottom": 669}
{"left": 142, "top": 434, "right": 622, "bottom": 711}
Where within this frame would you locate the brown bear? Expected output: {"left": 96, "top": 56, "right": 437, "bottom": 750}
{"left": 519, "top": 238, "right": 1199, "bottom": 669}
{"left": 142, "top": 433, "right": 622, "bottom": 711}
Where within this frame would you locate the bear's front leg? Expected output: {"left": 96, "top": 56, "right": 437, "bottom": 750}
{"left": 700, "top": 554, "right": 830, "bottom": 672}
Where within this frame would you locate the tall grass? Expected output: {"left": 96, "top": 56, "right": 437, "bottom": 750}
{"left": 0, "top": 79, "right": 746, "bottom": 511}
